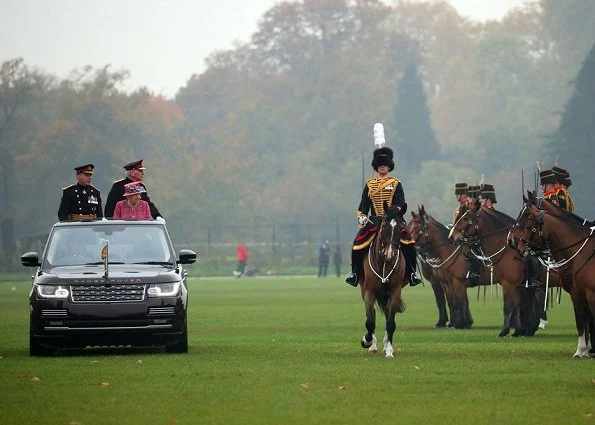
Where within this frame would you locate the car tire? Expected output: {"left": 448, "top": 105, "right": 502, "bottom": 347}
{"left": 165, "top": 327, "right": 188, "bottom": 353}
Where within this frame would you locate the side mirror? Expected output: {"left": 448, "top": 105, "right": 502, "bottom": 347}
{"left": 21, "top": 252, "right": 40, "bottom": 267}
{"left": 178, "top": 249, "right": 197, "bottom": 264}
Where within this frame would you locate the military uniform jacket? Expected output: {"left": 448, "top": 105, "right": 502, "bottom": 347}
{"left": 555, "top": 186, "right": 570, "bottom": 212}
{"left": 544, "top": 186, "right": 567, "bottom": 211}
{"left": 58, "top": 183, "right": 103, "bottom": 221}
{"left": 357, "top": 176, "right": 404, "bottom": 219}
{"left": 104, "top": 178, "right": 162, "bottom": 219}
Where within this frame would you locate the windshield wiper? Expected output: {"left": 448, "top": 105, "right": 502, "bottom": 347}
{"left": 132, "top": 261, "right": 173, "bottom": 265}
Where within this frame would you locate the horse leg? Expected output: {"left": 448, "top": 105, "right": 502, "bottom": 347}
{"left": 431, "top": 278, "right": 448, "bottom": 327}
{"left": 569, "top": 286, "right": 590, "bottom": 358}
{"left": 499, "top": 283, "right": 519, "bottom": 337}
{"left": 383, "top": 290, "right": 402, "bottom": 359}
{"left": 361, "top": 290, "right": 378, "bottom": 354}
{"left": 452, "top": 280, "right": 470, "bottom": 329}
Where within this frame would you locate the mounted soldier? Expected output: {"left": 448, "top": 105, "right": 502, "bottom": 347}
{"left": 479, "top": 184, "right": 497, "bottom": 209}
{"left": 345, "top": 123, "right": 421, "bottom": 288}
{"left": 452, "top": 182, "right": 471, "bottom": 224}
{"left": 552, "top": 165, "right": 574, "bottom": 213}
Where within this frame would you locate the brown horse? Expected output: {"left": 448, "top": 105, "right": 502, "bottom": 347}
{"left": 448, "top": 199, "right": 554, "bottom": 337}
{"left": 509, "top": 191, "right": 594, "bottom": 357}
{"left": 410, "top": 206, "right": 473, "bottom": 329}
{"left": 360, "top": 204, "right": 407, "bottom": 358}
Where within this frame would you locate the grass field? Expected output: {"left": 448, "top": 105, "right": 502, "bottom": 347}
{"left": 0, "top": 275, "right": 593, "bottom": 425}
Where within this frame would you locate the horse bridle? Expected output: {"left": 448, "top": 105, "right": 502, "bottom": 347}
{"left": 453, "top": 209, "right": 482, "bottom": 249}
{"left": 368, "top": 215, "right": 402, "bottom": 284}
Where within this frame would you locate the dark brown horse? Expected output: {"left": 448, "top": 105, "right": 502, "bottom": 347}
{"left": 509, "top": 191, "right": 594, "bottom": 357}
{"left": 448, "top": 199, "right": 554, "bottom": 337}
{"left": 410, "top": 206, "right": 473, "bottom": 329}
{"left": 360, "top": 204, "right": 407, "bottom": 358}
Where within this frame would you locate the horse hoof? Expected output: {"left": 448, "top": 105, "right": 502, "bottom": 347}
{"left": 361, "top": 340, "right": 372, "bottom": 349}
{"left": 385, "top": 352, "right": 394, "bottom": 359}
{"left": 369, "top": 348, "right": 378, "bottom": 355}
{"left": 497, "top": 332, "right": 508, "bottom": 338}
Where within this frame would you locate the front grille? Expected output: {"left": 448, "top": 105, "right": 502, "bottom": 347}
{"left": 148, "top": 307, "right": 175, "bottom": 315}
{"left": 71, "top": 284, "right": 146, "bottom": 303}
{"left": 41, "top": 309, "right": 69, "bottom": 318}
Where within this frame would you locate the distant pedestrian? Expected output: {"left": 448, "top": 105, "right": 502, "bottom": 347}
{"left": 318, "top": 240, "right": 330, "bottom": 277}
{"left": 333, "top": 245, "right": 342, "bottom": 277}
{"left": 235, "top": 241, "right": 248, "bottom": 277}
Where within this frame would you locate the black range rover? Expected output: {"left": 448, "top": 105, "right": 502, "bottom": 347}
{"left": 21, "top": 219, "right": 196, "bottom": 356}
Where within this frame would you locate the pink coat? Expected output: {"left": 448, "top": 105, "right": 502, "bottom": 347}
{"left": 113, "top": 200, "right": 153, "bottom": 220}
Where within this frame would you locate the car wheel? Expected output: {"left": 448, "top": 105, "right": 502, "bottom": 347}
{"left": 165, "top": 327, "right": 188, "bottom": 353}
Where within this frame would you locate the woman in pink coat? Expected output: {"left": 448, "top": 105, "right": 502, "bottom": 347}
{"left": 113, "top": 181, "right": 153, "bottom": 220}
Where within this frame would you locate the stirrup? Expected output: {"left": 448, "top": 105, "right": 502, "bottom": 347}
{"left": 409, "top": 272, "right": 422, "bottom": 287}
{"left": 345, "top": 272, "right": 358, "bottom": 287}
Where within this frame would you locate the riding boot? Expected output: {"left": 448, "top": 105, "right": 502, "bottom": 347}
{"left": 523, "top": 255, "right": 541, "bottom": 290}
{"left": 401, "top": 243, "right": 422, "bottom": 287}
{"left": 466, "top": 257, "right": 481, "bottom": 288}
{"left": 345, "top": 249, "right": 363, "bottom": 287}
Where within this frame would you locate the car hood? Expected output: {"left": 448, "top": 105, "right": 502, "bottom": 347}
{"left": 35, "top": 265, "right": 181, "bottom": 284}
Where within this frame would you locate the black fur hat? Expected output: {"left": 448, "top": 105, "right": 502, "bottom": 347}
{"left": 481, "top": 184, "right": 497, "bottom": 203}
{"left": 539, "top": 169, "right": 557, "bottom": 185}
{"left": 455, "top": 183, "right": 468, "bottom": 195}
{"left": 371, "top": 147, "right": 394, "bottom": 172}
{"left": 467, "top": 185, "right": 480, "bottom": 198}
{"left": 552, "top": 166, "right": 568, "bottom": 185}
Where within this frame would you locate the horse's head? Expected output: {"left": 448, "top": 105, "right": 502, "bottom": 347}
{"left": 448, "top": 197, "right": 481, "bottom": 246}
{"left": 411, "top": 205, "right": 432, "bottom": 250}
{"left": 508, "top": 191, "right": 548, "bottom": 256}
{"left": 377, "top": 203, "right": 406, "bottom": 261}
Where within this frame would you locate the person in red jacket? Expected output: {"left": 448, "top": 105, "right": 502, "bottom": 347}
{"left": 235, "top": 241, "right": 248, "bottom": 277}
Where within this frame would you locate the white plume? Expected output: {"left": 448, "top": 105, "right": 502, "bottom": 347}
{"left": 373, "top": 123, "right": 385, "bottom": 148}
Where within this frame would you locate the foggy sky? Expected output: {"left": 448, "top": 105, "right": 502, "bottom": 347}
{"left": 1, "top": 0, "right": 528, "bottom": 98}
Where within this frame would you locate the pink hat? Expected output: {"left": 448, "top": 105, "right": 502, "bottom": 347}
{"left": 123, "top": 181, "right": 146, "bottom": 196}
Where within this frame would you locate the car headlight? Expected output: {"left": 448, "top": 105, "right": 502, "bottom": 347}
{"left": 147, "top": 282, "right": 181, "bottom": 297}
{"left": 37, "top": 285, "right": 69, "bottom": 299}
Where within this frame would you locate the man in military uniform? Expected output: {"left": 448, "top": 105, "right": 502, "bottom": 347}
{"left": 104, "top": 159, "right": 163, "bottom": 219}
{"left": 345, "top": 146, "right": 422, "bottom": 287}
{"left": 452, "top": 182, "right": 471, "bottom": 224}
{"left": 479, "top": 184, "right": 497, "bottom": 209}
{"left": 57, "top": 164, "right": 103, "bottom": 221}
{"left": 524, "top": 169, "right": 561, "bottom": 290}
{"left": 553, "top": 166, "right": 574, "bottom": 213}
{"left": 467, "top": 185, "right": 480, "bottom": 203}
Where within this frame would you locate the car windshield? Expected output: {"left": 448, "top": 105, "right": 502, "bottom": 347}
{"left": 44, "top": 224, "right": 174, "bottom": 268}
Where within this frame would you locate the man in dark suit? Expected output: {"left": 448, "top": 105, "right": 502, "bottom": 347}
{"left": 58, "top": 164, "right": 103, "bottom": 221}
{"left": 104, "top": 159, "right": 162, "bottom": 219}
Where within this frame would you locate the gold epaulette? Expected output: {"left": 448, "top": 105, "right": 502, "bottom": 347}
{"left": 113, "top": 178, "right": 125, "bottom": 184}
{"left": 62, "top": 184, "right": 76, "bottom": 191}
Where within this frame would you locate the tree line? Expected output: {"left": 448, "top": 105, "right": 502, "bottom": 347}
{"left": 1, "top": 0, "right": 594, "bottom": 270}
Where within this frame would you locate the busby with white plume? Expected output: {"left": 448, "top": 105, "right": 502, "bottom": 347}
{"left": 370, "top": 123, "right": 394, "bottom": 171}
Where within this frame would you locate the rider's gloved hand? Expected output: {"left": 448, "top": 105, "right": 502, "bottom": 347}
{"left": 357, "top": 216, "right": 368, "bottom": 226}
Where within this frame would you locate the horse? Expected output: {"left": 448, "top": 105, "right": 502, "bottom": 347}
{"left": 359, "top": 203, "right": 407, "bottom": 358}
{"left": 410, "top": 205, "right": 473, "bottom": 329}
{"left": 448, "top": 199, "right": 558, "bottom": 337}
{"left": 509, "top": 191, "right": 595, "bottom": 357}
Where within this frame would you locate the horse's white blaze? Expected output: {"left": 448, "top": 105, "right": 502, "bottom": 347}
{"left": 384, "top": 219, "right": 398, "bottom": 260}
{"left": 573, "top": 334, "right": 591, "bottom": 358}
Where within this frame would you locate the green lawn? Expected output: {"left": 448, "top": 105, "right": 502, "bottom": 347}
{"left": 0, "top": 276, "right": 593, "bottom": 425}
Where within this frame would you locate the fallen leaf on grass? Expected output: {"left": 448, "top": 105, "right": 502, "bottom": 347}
{"left": 584, "top": 413, "right": 592, "bottom": 418}
{"left": 591, "top": 378, "right": 595, "bottom": 384}
{"left": 99, "top": 382, "right": 110, "bottom": 387}
{"left": 168, "top": 419, "right": 177, "bottom": 425}
{"left": 137, "top": 359, "right": 143, "bottom": 364}
{"left": 414, "top": 366, "right": 420, "bottom": 370}
{"left": 338, "top": 386, "right": 346, "bottom": 391}
{"left": 300, "top": 383, "right": 309, "bottom": 390}
{"left": 23, "top": 373, "right": 30, "bottom": 380}
{"left": 69, "top": 421, "right": 82, "bottom": 425}
{"left": 89, "top": 360, "right": 99, "bottom": 364}
{"left": 30, "top": 376, "right": 41, "bottom": 382}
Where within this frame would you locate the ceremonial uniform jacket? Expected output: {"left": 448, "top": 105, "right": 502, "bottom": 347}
{"left": 452, "top": 198, "right": 472, "bottom": 224}
{"left": 58, "top": 183, "right": 103, "bottom": 221}
{"left": 104, "top": 178, "right": 162, "bottom": 219}
{"left": 357, "top": 176, "right": 404, "bottom": 219}
{"left": 555, "top": 186, "right": 571, "bottom": 212}
{"left": 544, "top": 186, "right": 567, "bottom": 211}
